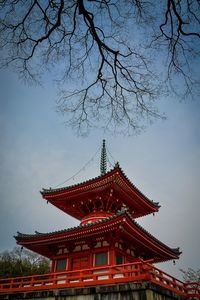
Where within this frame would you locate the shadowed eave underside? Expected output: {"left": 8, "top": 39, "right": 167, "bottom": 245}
{"left": 41, "top": 164, "right": 160, "bottom": 220}
{"left": 15, "top": 209, "right": 180, "bottom": 263}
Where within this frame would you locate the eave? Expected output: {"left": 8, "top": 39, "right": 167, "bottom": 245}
{"left": 41, "top": 164, "right": 160, "bottom": 220}
{"left": 15, "top": 209, "right": 180, "bottom": 262}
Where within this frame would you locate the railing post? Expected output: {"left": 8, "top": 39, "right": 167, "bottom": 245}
{"left": 141, "top": 261, "right": 152, "bottom": 280}
{"left": 79, "top": 270, "right": 83, "bottom": 283}
{"left": 108, "top": 266, "right": 112, "bottom": 280}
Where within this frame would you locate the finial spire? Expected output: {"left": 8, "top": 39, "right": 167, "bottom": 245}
{"left": 100, "top": 139, "right": 107, "bottom": 175}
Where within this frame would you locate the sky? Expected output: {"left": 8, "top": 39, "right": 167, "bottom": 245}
{"left": 0, "top": 66, "right": 199, "bottom": 281}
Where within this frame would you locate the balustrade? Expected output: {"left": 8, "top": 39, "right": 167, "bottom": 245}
{"left": 0, "top": 261, "right": 199, "bottom": 298}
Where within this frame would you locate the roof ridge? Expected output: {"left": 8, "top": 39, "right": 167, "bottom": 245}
{"left": 15, "top": 208, "right": 181, "bottom": 260}
{"left": 41, "top": 164, "right": 118, "bottom": 194}
{"left": 16, "top": 207, "right": 179, "bottom": 255}
{"left": 41, "top": 164, "right": 160, "bottom": 211}
{"left": 124, "top": 210, "right": 181, "bottom": 255}
{"left": 116, "top": 165, "right": 160, "bottom": 208}
{"left": 15, "top": 209, "right": 126, "bottom": 239}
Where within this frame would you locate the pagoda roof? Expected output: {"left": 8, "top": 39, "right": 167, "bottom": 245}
{"left": 41, "top": 164, "right": 160, "bottom": 219}
{"left": 15, "top": 209, "right": 180, "bottom": 263}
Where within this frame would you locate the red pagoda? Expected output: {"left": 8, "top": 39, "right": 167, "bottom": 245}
{"left": 2, "top": 140, "right": 200, "bottom": 299}
{"left": 15, "top": 140, "right": 181, "bottom": 273}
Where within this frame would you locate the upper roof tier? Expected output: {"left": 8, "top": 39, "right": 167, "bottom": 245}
{"left": 41, "top": 163, "right": 160, "bottom": 220}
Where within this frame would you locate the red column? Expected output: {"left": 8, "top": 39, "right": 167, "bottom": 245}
{"left": 110, "top": 245, "right": 115, "bottom": 265}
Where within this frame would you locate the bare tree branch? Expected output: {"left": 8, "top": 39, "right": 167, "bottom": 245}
{"left": 0, "top": 0, "right": 199, "bottom": 134}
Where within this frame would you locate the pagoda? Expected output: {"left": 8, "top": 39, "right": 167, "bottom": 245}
{"left": 15, "top": 140, "right": 181, "bottom": 273}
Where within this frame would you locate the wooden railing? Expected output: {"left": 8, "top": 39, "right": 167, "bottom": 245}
{"left": 0, "top": 261, "right": 199, "bottom": 298}
{"left": 184, "top": 282, "right": 200, "bottom": 299}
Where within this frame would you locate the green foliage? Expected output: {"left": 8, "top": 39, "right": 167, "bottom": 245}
{"left": 0, "top": 247, "right": 50, "bottom": 278}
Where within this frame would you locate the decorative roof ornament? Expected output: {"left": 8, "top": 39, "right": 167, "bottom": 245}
{"left": 100, "top": 139, "right": 107, "bottom": 175}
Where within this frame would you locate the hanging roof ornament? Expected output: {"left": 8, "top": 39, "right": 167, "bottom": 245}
{"left": 100, "top": 139, "right": 107, "bottom": 175}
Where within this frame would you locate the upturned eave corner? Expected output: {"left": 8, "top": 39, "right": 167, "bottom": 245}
{"left": 40, "top": 163, "right": 159, "bottom": 219}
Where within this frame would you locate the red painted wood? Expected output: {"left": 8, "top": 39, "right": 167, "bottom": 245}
{"left": 41, "top": 166, "right": 159, "bottom": 220}
{"left": 81, "top": 212, "right": 113, "bottom": 225}
{"left": 72, "top": 256, "right": 89, "bottom": 270}
{"left": 15, "top": 211, "right": 180, "bottom": 263}
{"left": 0, "top": 261, "right": 198, "bottom": 298}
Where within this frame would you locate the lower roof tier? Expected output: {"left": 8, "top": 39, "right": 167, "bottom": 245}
{"left": 15, "top": 209, "right": 180, "bottom": 263}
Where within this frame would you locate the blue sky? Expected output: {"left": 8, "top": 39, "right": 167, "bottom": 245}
{"left": 0, "top": 67, "right": 199, "bottom": 279}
